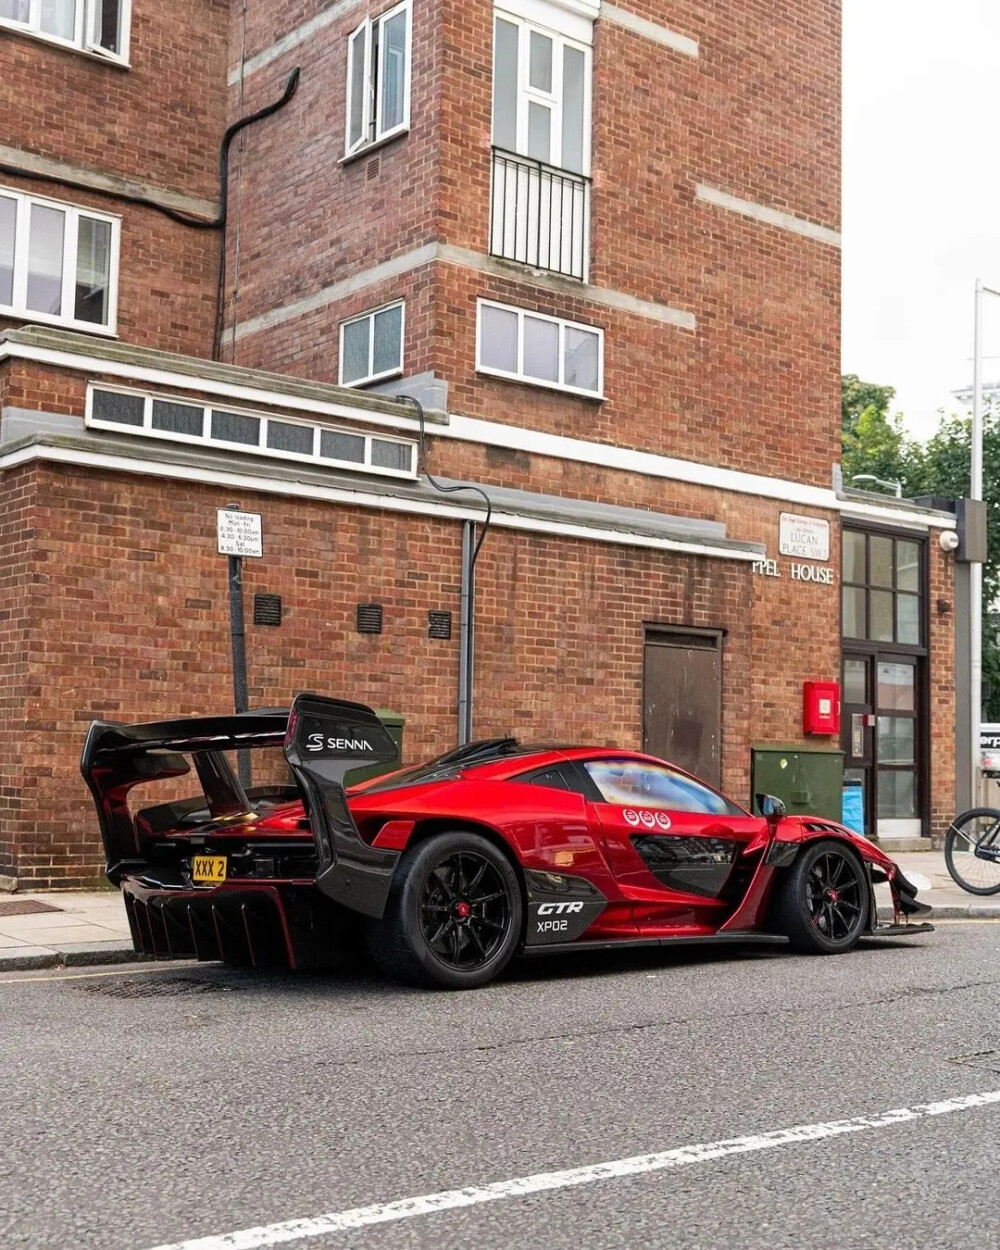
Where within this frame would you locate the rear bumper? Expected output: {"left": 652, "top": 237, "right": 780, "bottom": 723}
{"left": 121, "top": 878, "right": 350, "bottom": 969}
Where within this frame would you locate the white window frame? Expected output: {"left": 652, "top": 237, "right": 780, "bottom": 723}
{"left": 0, "top": 185, "right": 120, "bottom": 335}
{"left": 85, "top": 384, "right": 418, "bottom": 481}
{"left": 492, "top": 8, "right": 592, "bottom": 176}
{"left": 344, "top": 0, "right": 412, "bottom": 158}
{"left": 0, "top": 0, "right": 131, "bottom": 65}
{"left": 338, "top": 300, "right": 406, "bottom": 388}
{"left": 475, "top": 298, "right": 604, "bottom": 398}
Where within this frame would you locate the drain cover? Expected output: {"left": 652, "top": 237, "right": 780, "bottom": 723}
{"left": 74, "top": 975, "right": 240, "bottom": 999}
{"left": 0, "top": 899, "right": 63, "bottom": 917}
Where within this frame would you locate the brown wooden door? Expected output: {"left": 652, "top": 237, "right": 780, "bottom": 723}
{"left": 642, "top": 631, "right": 722, "bottom": 785}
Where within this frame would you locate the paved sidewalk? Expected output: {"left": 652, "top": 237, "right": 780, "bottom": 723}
{"left": 0, "top": 849, "right": 997, "bottom": 972}
{"left": 0, "top": 891, "right": 136, "bottom": 971}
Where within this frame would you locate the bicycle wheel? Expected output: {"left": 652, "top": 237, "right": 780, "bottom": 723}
{"left": 944, "top": 808, "right": 1000, "bottom": 895}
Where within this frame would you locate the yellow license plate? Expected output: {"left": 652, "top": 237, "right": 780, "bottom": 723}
{"left": 192, "top": 855, "right": 227, "bottom": 884}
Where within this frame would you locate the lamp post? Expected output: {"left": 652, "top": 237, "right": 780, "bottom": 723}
{"left": 970, "top": 280, "right": 1000, "bottom": 803}
{"left": 850, "top": 473, "right": 903, "bottom": 498}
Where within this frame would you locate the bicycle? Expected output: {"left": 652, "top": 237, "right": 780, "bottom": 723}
{"left": 944, "top": 807, "right": 1000, "bottom": 895}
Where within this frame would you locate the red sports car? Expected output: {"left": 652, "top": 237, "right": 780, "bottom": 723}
{"left": 81, "top": 693, "right": 932, "bottom": 989}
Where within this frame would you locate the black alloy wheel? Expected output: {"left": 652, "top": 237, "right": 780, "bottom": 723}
{"left": 772, "top": 840, "right": 870, "bottom": 954}
{"left": 805, "top": 851, "right": 866, "bottom": 943}
{"left": 418, "top": 851, "right": 511, "bottom": 971}
{"left": 367, "top": 831, "right": 522, "bottom": 989}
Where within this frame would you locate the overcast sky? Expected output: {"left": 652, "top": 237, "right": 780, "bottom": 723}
{"left": 842, "top": 0, "right": 1000, "bottom": 439}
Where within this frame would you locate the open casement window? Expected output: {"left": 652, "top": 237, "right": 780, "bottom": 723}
{"left": 0, "top": 186, "right": 119, "bottom": 332}
{"left": 492, "top": 10, "right": 591, "bottom": 176}
{"left": 345, "top": 0, "right": 411, "bottom": 157}
{"left": 0, "top": 0, "right": 130, "bottom": 61}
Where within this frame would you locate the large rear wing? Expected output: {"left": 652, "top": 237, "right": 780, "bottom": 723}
{"left": 81, "top": 694, "right": 400, "bottom": 913}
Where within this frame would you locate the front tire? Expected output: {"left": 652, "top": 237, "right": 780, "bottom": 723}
{"left": 772, "top": 840, "right": 869, "bottom": 954}
{"left": 944, "top": 808, "right": 1000, "bottom": 895}
{"left": 367, "top": 831, "right": 522, "bottom": 989}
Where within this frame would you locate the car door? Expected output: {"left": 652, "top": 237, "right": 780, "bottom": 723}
{"left": 579, "top": 756, "right": 767, "bottom": 931}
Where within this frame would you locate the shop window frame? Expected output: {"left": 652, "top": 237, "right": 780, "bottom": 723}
{"left": 841, "top": 526, "right": 926, "bottom": 652}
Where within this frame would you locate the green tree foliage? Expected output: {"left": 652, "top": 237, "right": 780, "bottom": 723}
{"left": 840, "top": 374, "right": 926, "bottom": 495}
{"left": 842, "top": 376, "right": 1000, "bottom": 717}
{"left": 841, "top": 373, "right": 896, "bottom": 436}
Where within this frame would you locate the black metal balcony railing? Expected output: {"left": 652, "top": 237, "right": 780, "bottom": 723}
{"left": 490, "top": 147, "right": 590, "bottom": 282}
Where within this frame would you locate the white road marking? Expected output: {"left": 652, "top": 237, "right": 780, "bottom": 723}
{"left": 145, "top": 1090, "right": 1000, "bottom": 1250}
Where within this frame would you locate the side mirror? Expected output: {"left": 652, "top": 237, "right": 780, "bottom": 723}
{"left": 756, "top": 793, "right": 786, "bottom": 820}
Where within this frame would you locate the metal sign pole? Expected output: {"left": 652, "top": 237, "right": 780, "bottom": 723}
{"left": 229, "top": 550, "right": 251, "bottom": 787}
{"left": 218, "top": 503, "right": 263, "bottom": 787}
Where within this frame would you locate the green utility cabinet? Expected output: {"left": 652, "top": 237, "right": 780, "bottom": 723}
{"left": 750, "top": 745, "right": 844, "bottom": 821}
{"left": 344, "top": 709, "right": 406, "bottom": 787}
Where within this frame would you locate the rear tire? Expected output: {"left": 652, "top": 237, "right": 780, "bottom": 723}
{"left": 367, "top": 831, "right": 522, "bottom": 989}
{"left": 772, "top": 840, "right": 869, "bottom": 955}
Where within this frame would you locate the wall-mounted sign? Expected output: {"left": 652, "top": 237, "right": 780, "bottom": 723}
{"left": 217, "top": 508, "right": 263, "bottom": 558}
{"left": 779, "top": 513, "right": 830, "bottom": 562}
{"left": 752, "top": 557, "right": 833, "bottom": 585}
{"left": 790, "top": 563, "right": 834, "bottom": 585}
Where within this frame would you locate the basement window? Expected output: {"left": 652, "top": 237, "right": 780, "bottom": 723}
{"left": 86, "top": 385, "right": 418, "bottom": 480}
{"left": 339, "top": 301, "right": 405, "bottom": 387}
{"left": 0, "top": 186, "right": 119, "bottom": 333}
{"left": 476, "top": 298, "right": 603, "bottom": 397}
{"left": 345, "top": 0, "right": 411, "bottom": 157}
{"left": 0, "top": 0, "right": 131, "bottom": 62}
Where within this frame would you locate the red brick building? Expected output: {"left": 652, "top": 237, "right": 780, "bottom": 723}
{"left": 0, "top": 0, "right": 957, "bottom": 888}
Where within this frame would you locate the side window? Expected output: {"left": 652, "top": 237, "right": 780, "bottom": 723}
{"left": 346, "top": 0, "right": 412, "bottom": 157}
{"left": 516, "top": 764, "right": 591, "bottom": 796}
{"left": 583, "top": 760, "right": 743, "bottom": 817}
{"left": 525, "top": 768, "right": 570, "bottom": 792}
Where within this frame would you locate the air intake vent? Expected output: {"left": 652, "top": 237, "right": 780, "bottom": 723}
{"left": 428, "top": 610, "right": 452, "bottom": 640}
{"left": 357, "top": 603, "right": 383, "bottom": 634}
{"left": 253, "top": 594, "right": 282, "bottom": 626}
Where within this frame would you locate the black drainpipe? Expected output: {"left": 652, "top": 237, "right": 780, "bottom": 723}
{"left": 401, "top": 398, "right": 492, "bottom": 746}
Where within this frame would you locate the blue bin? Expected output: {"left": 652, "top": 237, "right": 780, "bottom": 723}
{"left": 841, "top": 782, "right": 865, "bottom": 836}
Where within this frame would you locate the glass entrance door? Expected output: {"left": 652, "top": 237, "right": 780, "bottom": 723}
{"left": 841, "top": 653, "right": 921, "bottom": 840}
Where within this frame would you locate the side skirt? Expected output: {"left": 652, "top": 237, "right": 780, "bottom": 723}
{"left": 519, "top": 931, "right": 790, "bottom": 958}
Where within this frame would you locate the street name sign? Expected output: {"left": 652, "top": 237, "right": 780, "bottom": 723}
{"left": 779, "top": 513, "right": 830, "bottom": 562}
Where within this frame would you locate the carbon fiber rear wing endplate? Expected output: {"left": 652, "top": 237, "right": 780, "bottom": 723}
{"left": 282, "top": 693, "right": 401, "bottom": 917}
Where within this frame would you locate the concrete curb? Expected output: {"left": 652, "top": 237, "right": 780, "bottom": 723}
{"left": 877, "top": 905, "right": 1000, "bottom": 922}
{"left": 0, "top": 941, "right": 142, "bottom": 974}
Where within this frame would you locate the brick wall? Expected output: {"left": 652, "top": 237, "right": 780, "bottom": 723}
{"left": 0, "top": 463, "right": 37, "bottom": 880}
{"left": 928, "top": 538, "right": 957, "bottom": 843}
{"left": 0, "top": 0, "right": 231, "bottom": 358}
{"left": 226, "top": 0, "right": 840, "bottom": 485}
{"left": 4, "top": 459, "right": 767, "bottom": 887}
{"left": 0, "top": 1, "right": 229, "bottom": 199}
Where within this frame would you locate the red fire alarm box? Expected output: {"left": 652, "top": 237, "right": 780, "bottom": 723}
{"left": 803, "top": 681, "right": 840, "bottom": 735}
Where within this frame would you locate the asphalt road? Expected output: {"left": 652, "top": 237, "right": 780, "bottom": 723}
{"left": 3, "top": 923, "right": 1000, "bottom": 1250}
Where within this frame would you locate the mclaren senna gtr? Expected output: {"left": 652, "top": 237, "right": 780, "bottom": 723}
{"left": 81, "top": 693, "right": 933, "bottom": 989}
